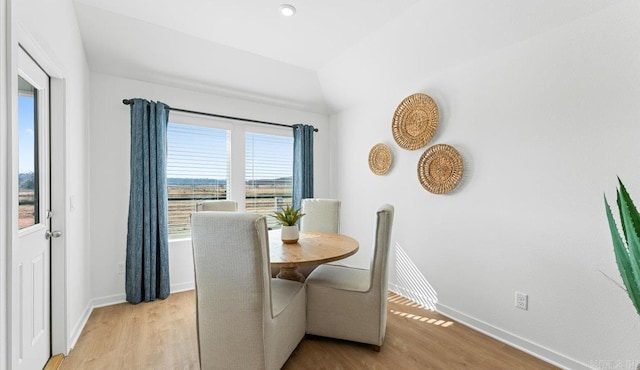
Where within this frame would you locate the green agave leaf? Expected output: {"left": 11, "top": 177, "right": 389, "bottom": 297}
{"left": 618, "top": 179, "right": 640, "bottom": 245}
{"left": 616, "top": 187, "right": 628, "bottom": 245}
{"left": 619, "top": 179, "right": 640, "bottom": 243}
{"left": 618, "top": 185, "right": 640, "bottom": 280}
{"left": 605, "top": 195, "right": 640, "bottom": 315}
{"left": 618, "top": 182, "right": 640, "bottom": 275}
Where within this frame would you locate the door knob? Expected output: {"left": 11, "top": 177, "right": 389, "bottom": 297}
{"left": 45, "top": 230, "right": 62, "bottom": 240}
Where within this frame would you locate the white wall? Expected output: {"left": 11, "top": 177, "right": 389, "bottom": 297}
{"left": 89, "top": 72, "right": 331, "bottom": 304}
{"left": 326, "top": 1, "right": 640, "bottom": 369}
{"left": 12, "top": 0, "right": 91, "bottom": 356}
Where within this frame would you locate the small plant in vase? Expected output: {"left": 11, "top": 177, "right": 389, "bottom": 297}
{"left": 273, "top": 205, "right": 304, "bottom": 244}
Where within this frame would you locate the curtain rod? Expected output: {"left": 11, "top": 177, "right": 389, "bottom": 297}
{"left": 122, "top": 99, "right": 318, "bottom": 132}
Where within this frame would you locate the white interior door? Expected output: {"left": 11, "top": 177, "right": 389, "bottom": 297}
{"left": 14, "top": 46, "right": 52, "bottom": 370}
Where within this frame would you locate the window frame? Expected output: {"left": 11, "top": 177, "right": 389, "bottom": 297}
{"left": 166, "top": 111, "right": 293, "bottom": 239}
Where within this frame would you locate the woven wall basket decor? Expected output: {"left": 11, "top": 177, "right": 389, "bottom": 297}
{"left": 392, "top": 93, "right": 439, "bottom": 150}
{"left": 417, "top": 144, "right": 464, "bottom": 194}
{"left": 368, "top": 143, "right": 393, "bottom": 175}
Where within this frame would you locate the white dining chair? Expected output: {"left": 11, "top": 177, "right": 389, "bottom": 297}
{"left": 191, "top": 212, "right": 306, "bottom": 369}
{"left": 292, "top": 198, "right": 342, "bottom": 277}
{"left": 195, "top": 199, "right": 238, "bottom": 212}
{"left": 300, "top": 198, "right": 341, "bottom": 233}
{"left": 305, "top": 204, "right": 394, "bottom": 351}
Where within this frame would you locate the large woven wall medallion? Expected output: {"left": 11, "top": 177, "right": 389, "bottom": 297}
{"left": 368, "top": 143, "right": 393, "bottom": 175}
{"left": 392, "top": 93, "right": 439, "bottom": 150}
{"left": 417, "top": 144, "right": 464, "bottom": 194}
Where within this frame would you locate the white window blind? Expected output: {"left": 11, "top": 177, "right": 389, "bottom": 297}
{"left": 167, "top": 122, "right": 230, "bottom": 237}
{"left": 245, "top": 131, "right": 293, "bottom": 229}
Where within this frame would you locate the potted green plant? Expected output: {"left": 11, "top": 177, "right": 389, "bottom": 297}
{"left": 273, "top": 205, "right": 304, "bottom": 244}
{"left": 604, "top": 178, "right": 640, "bottom": 316}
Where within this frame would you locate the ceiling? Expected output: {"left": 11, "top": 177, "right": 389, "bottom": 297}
{"left": 72, "top": 0, "right": 618, "bottom": 113}
{"left": 74, "top": 0, "right": 420, "bottom": 71}
{"left": 73, "top": 0, "right": 420, "bottom": 112}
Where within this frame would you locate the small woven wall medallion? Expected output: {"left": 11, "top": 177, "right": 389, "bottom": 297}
{"left": 368, "top": 143, "right": 393, "bottom": 175}
{"left": 417, "top": 144, "right": 464, "bottom": 194}
{"left": 392, "top": 93, "right": 439, "bottom": 150}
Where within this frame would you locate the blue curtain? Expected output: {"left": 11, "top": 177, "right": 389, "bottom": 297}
{"left": 126, "top": 99, "right": 170, "bottom": 304}
{"left": 292, "top": 124, "right": 315, "bottom": 210}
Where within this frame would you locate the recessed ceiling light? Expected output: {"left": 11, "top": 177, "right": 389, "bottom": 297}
{"left": 279, "top": 4, "right": 296, "bottom": 17}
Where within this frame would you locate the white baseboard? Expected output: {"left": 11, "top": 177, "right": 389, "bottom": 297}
{"left": 436, "top": 303, "right": 593, "bottom": 370}
{"left": 91, "top": 293, "right": 127, "bottom": 309}
{"left": 90, "top": 281, "right": 195, "bottom": 309}
{"left": 388, "top": 285, "right": 591, "bottom": 370}
{"left": 68, "top": 283, "right": 196, "bottom": 353}
{"left": 435, "top": 302, "right": 591, "bottom": 370}
{"left": 171, "top": 281, "right": 195, "bottom": 293}
{"left": 68, "top": 300, "right": 93, "bottom": 353}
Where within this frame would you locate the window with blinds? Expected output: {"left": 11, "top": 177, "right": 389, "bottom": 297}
{"left": 245, "top": 132, "right": 293, "bottom": 230}
{"left": 166, "top": 122, "right": 230, "bottom": 237}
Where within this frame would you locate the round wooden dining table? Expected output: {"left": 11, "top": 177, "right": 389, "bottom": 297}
{"left": 268, "top": 230, "right": 359, "bottom": 282}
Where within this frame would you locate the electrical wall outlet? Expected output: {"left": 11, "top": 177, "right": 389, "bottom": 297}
{"left": 117, "top": 262, "right": 125, "bottom": 275}
{"left": 515, "top": 291, "right": 528, "bottom": 310}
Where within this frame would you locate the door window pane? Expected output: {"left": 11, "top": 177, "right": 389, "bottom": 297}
{"left": 245, "top": 132, "right": 293, "bottom": 230}
{"left": 18, "top": 76, "right": 39, "bottom": 229}
{"left": 166, "top": 122, "right": 230, "bottom": 238}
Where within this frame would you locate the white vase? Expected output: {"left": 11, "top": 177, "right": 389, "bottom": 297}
{"left": 281, "top": 225, "right": 299, "bottom": 244}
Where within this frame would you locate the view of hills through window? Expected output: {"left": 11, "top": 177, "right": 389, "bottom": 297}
{"left": 245, "top": 132, "right": 293, "bottom": 230}
{"left": 167, "top": 122, "right": 293, "bottom": 237}
{"left": 167, "top": 123, "right": 229, "bottom": 237}
{"left": 18, "top": 82, "right": 38, "bottom": 230}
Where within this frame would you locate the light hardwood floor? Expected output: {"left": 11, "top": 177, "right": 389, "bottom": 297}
{"left": 61, "top": 290, "right": 557, "bottom": 369}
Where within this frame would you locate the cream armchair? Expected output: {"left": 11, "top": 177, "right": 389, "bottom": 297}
{"left": 191, "top": 212, "right": 306, "bottom": 369}
{"left": 305, "top": 204, "right": 394, "bottom": 351}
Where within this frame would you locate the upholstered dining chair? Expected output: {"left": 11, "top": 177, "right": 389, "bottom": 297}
{"left": 305, "top": 204, "right": 394, "bottom": 351}
{"left": 300, "top": 198, "right": 341, "bottom": 233}
{"left": 191, "top": 212, "right": 306, "bottom": 370}
{"left": 195, "top": 199, "right": 238, "bottom": 212}
{"left": 290, "top": 198, "right": 342, "bottom": 278}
